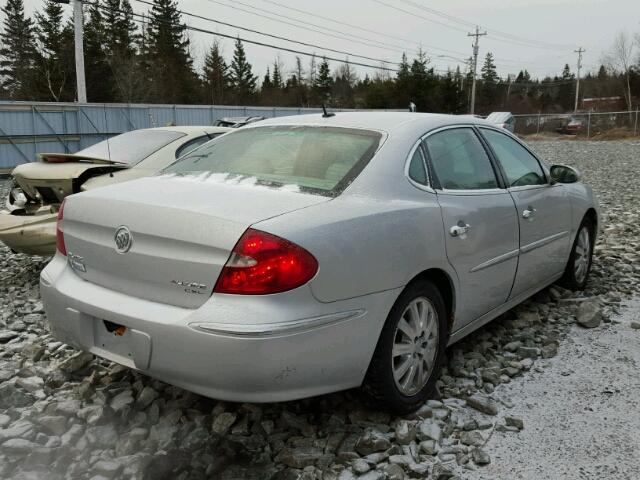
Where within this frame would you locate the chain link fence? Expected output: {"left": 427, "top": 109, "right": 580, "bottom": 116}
{"left": 513, "top": 110, "right": 640, "bottom": 138}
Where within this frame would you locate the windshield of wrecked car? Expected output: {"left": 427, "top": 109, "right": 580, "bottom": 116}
{"left": 77, "top": 129, "right": 186, "bottom": 165}
{"left": 163, "top": 126, "right": 382, "bottom": 195}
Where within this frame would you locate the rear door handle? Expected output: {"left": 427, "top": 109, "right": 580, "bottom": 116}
{"left": 449, "top": 223, "right": 470, "bottom": 237}
{"left": 522, "top": 206, "right": 537, "bottom": 219}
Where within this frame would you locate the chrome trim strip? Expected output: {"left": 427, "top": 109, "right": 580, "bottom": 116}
{"left": 470, "top": 248, "right": 519, "bottom": 273}
{"left": 189, "top": 309, "right": 366, "bottom": 337}
{"left": 520, "top": 231, "right": 569, "bottom": 254}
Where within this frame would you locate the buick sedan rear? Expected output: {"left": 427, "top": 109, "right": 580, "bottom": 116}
{"left": 41, "top": 112, "right": 598, "bottom": 412}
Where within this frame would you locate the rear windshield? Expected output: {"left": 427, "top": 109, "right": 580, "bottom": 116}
{"left": 78, "top": 129, "right": 185, "bottom": 165}
{"left": 163, "top": 126, "right": 382, "bottom": 195}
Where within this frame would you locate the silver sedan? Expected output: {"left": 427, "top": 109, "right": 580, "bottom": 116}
{"left": 40, "top": 112, "right": 599, "bottom": 413}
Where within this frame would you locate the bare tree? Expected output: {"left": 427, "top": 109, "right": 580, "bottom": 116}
{"left": 604, "top": 31, "right": 636, "bottom": 110}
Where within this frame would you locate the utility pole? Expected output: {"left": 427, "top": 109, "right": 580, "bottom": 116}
{"left": 505, "top": 73, "right": 515, "bottom": 108}
{"left": 467, "top": 26, "right": 487, "bottom": 115}
{"left": 574, "top": 47, "right": 584, "bottom": 112}
{"left": 73, "top": 0, "right": 87, "bottom": 103}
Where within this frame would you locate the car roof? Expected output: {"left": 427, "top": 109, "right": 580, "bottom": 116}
{"left": 141, "top": 126, "right": 232, "bottom": 134}
{"left": 247, "top": 112, "right": 494, "bottom": 135}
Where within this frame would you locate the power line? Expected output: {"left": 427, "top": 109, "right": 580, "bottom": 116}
{"left": 207, "top": 0, "right": 469, "bottom": 65}
{"left": 397, "top": 0, "right": 577, "bottom": 50}
{"left": 259, "top": 0, "right": 471, "bottom": 58}
{"left": 85, "top": 0, "right": 579, "bottom": 85}
{"left": 130, "top": 0, "right": 397, "bottom": 65}
{"left": 371, "top": 0, "right": 469, "bottom": 34}
{"left": 84, "top": 0, "right": 408, "bottom": 74}
{"left": 205, "top": 0, "right": 414, "bottom": 57}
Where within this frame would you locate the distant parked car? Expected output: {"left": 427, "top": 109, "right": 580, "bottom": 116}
{"left": 214, "top": 116, "right": 265, "bottom": 128}
{"left": 41, "top": 112, "right": 599, "bottom": 413}
{"left": 0, "top": 126, "right": 230, "bottom": 255}
{"left": 557, "top": 117, "right": 584, "bottom": 135}
{"left": 486, "top": 112, "right": 515, "bottom": 132}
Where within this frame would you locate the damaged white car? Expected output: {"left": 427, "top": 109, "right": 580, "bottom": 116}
{"left": 0, "top": 126, "right": 230, "bottom": 255}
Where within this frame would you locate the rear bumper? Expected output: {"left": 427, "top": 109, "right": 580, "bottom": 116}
{"left": 0, "top": 210, "right": 56, "bottom": 255}
{"left": 40, "top": 254, "right": 399, "bottom": 402}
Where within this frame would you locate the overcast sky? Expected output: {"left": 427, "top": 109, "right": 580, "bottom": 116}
{"left": 19, "top": 0, "right": 640, "bottom": 81}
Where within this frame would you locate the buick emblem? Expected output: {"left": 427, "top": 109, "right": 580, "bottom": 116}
{"left": 114, "top": 226, "right": 133, "bottom": 253}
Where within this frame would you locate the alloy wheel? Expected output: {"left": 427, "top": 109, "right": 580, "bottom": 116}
{"left": 574, "top": 226, "right": 591, "bottom": 283}
{"left": 392, "top": 297, "right": 439, "bottom": 396}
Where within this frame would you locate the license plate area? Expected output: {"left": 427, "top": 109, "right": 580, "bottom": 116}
{"left": 92, "top": 317, "right": 152, "bottom": 370}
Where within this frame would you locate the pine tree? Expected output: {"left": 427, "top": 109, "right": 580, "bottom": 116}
{"left": 409, "top": 49, "right": 437, "bottom": 111}
{"left": 272, "top": 60, "right": 283, "bottom": 89}
{"left": 107, "top": 0, "right": 142, "bottom": 102}
{"left": 229, "top": 38, "right": 257, "bottom": 103}
{"left": 558, "top": 63, "right": 575, "bottom": 111}
{"left": 333, "top": 61, "right": 356, "bottom": 108}
{"left": 308, "top": 55, "right": 317, "bottom": 87}
{"left": 145, "top": 0, "right": 200, "bottom": 103}
{"left": 313, "top": 57, "right": 333, "bottom": 104}
{"left": 262, "top": 68, "right": 273, "bottom": 91}
{"left": 0, "top": 0, "right": 39, "bottom": 99}
{"left": 35, "top": 1, "right": 75, "bottom": 101}
{"left": 479, "top": 52, "right": 499, "bottom": 112}
{"left": 103, "top": 0, "right": 137, "bottom": 55}
{"left": 83, "top": 0, "right": 114, "bottom": 102}
{"left": 202, "top": 40, "right": 229, "bottom": 104}
{"left": 441, "top": 70, "right": 460, "bottom": 113}
{"left": 395, "top": 52, "right": 411, "bottom": 107}
{"left": 293, "top": 56, "right": 307, "bottom": 106}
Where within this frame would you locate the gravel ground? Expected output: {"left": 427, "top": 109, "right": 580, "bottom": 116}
{"left": 1, "top": 140, "right": 639, "bottom": 480}
{"left": 461, "top": 298, "right": 640, "bottom": 480}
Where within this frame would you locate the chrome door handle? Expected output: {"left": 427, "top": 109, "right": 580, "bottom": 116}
{"left": 449, "top": 223, "right": 470, "bottom": 237}
{"left": 522, "top": 207, "right": 537, "bottom": 219}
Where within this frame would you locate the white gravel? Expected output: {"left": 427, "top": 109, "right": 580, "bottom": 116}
{"left": 460, "top": 298, "right": 640, "bottom": 480}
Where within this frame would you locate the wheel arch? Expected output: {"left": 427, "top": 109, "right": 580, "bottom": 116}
{"left": 406, "top": 268, "right": 456, "bottom": 333}
{"left": 583, "top": 207, "right": 598, "bottom": 233}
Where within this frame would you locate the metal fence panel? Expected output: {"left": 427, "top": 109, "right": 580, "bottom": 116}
{"left": 0, "top": 101, "right": 400, "bottom": 170}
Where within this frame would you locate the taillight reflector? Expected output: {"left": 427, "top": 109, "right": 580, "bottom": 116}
{"left": 214, "top": 228, "right": 318, "bottom": 295}
{"left": 56, "top": 200, "right": 66, "bottom": 256}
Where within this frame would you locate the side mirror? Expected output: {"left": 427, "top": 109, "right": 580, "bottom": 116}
{"left": 550, "top": 164, "right": 580, "bottom": 184}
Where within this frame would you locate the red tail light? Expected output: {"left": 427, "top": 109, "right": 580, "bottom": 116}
{"left": 214, "top": 228, "right": 318, "bottom": 295}
{"left": 56, "top": 200, "right": 66, "bottom": 256}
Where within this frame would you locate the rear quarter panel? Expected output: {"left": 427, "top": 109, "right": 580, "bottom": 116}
{"left": 256, "top": 191, "right": 454, "bottom": 304}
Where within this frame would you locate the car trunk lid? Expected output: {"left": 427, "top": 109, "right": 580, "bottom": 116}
{"left": 62, "top": 175, "right": 330, "bottom": 309}
{"left": 12, "top": 154, "right": 128, "bottom": 204}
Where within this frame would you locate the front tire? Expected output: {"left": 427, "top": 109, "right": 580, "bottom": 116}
{"left": 362, "top": 280, "right": 448, "bottom": 414}
{"left": 560, "top": 217, "right": 594, "bottom": 290}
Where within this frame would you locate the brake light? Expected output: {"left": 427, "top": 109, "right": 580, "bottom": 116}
{"left": 56, "top": 200, "right": 66, "bottom": 256}
{"left": 214, "top": 228, "right": 318, "bottom": 295}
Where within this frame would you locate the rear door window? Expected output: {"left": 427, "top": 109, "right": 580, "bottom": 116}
{"left": 164, "top": 126, "right": 382, "bottom": 196}
{"left": 423, "top": 128, "right": 498, "bottom": 190}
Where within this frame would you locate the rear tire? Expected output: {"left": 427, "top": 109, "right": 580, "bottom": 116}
{"left": 559, "top": 217, "right": 594, "bottom": 291}
{"left": 362, "top": 280, "right": 448, "bottom": 414}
